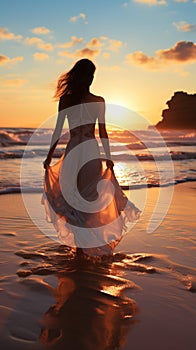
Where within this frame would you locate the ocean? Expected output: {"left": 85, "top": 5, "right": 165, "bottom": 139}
{"left": 0, "top": 127, "right": 196, "bottom": 194}
{"left": 0, "top": 127, "right": 196, "bottom": 350}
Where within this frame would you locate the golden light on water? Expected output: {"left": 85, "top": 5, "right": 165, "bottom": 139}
{"left": 113, "top": 162, "right": 137, "bottom": 186}
{"left": 113, "top": 163, "right": 126, "bottom": 184}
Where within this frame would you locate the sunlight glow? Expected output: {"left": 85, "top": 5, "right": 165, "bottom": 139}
{"left": 108, "top": 98, "right": 130, "bottom": 110}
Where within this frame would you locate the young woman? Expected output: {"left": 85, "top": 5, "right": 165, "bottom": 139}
{"left": 42, "top": 59, "right": 140, "bottom": 257}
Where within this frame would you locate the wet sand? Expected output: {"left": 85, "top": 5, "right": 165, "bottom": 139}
{"left": 0, "top": 183, "right": 195, "bottom": 350}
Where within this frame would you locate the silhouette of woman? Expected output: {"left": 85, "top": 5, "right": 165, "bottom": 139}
{"left": 42, "top": 59, "right": 140, "bottom": 256}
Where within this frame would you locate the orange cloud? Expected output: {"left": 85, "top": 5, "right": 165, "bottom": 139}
{"left": 126, "top": 41, "right": 196, "bottom": 70}
{"left": 100, "top": 36, "right": 108, "bottom": 41}
{"left": 58, "top": 36, "right": 83, "bottom": 48}
{"left": 107, "top": 39, "right": 123, "bottom": 52}
{"left": 31, "top": 26, "right": 51, "bottom": 35}
{"left": 134, "top": 0, "right": 166, "bottom": 4}
{"left": 102, "top": 52, "right": 110, "bottom": 59}
{"left": 0, "top": 55, "right": 8, "bottom": 64}
{"left": 24, "top": 37, "right": 54, "bottom": 51}
{"left": 76, "top": 48, "right": 99, "bottom": 58}
{"left": 173, "top": 21, "right": 196, "bottom": 32}
{"left": 58, "top": 36, "right": 123, "bottom": 60}
{"left": 58, "top": 47, "right": 99, "bottom": 59}
{"left": 126, "top": 51, "right": 158, "bottom": 69}
{"left": 33, "top": 52, "right": 49, "bottom": 61}
{"left": 0, "top": 27, "right": 22, "bottom": 41}
{"left": 87, "top": 38, "right": 103, "bottom": 48}
{"left": 158, "top": 41, "right": 196, "bottom": 62}
{"left": 0, "top": 54, "right": 23, "bottom": 65}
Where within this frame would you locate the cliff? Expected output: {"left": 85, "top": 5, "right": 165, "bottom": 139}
{"left": 156, "top": 91, "right": 196, "bottom": 129}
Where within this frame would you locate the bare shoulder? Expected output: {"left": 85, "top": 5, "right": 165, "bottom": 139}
{"left": 59, "top": 93, "right": 105, "bottom": 110}
{"left": 89, "top": 93, "right": 105, "bottom": 103}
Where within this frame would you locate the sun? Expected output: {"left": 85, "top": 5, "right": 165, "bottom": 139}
{"left": 107, "top": 95, "right": 136, "bottom": 111}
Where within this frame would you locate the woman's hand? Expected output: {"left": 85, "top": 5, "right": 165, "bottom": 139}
{"left": 43, "top": 156, "right": 51, "bottom": 169}
{"left": 106, "top": 159, "right": 114, "bottom": 170}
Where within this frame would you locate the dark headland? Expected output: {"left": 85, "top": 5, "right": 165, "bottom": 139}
{"left": 155, "top": 91, "right": 196, "bottom": 129}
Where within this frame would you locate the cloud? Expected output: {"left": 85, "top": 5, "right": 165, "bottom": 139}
{"left": 173, "top": 21, "right": 196, "bottom": 32}
{"left": 0, "top": 55, "right": 9, "bottom": 64}
{"left": 58, "top": 47, "right": 99, "bottom": 59}
{"left": 86, "top": 37, "right": 123, "bottom": 52}
{"left": 0, "top": 54, "right": 23, "bottom": 66}
{"left": 126, "top": 51, "right": 158, "bottom": 68}
{"left": 86, "top": 38, "right": 103, "bottom": 48}
{"left": 24, "top": 37, "right": 54, "bottom": 51}
{"left": 100, "top": 36, "right": 108, "bottom": 41}
{"left": 107, "top": 39, "right": 123, "bottom": 52}
{"left": 58, "top": 36, "right": 123, "bottom": 60}
{"left": 158, "top": 41, "right": 196, "bottom": 61}
{"left": 58, "top": 36, "right": 83, "bottom": 48}
{"left": 133, "top": 0, "right": 166, "bottom": 5}
{"left": 31, "top": 26, "right": 51, "bottom": 35}
{"left": 33, "top": 52, "right": 49, "bottom": 61}
{"left": 0, "top": 27, "right": 22, "bottom": 41}
{"left": 0, "top": 77, "right": 28, "bottom": 87}
{"left": 69, "top": 13, "right": 87, "bottom": 24}
{"left": 75, "top": 48, "right": 99, "bottom": 58}
{"left": 174, "top": 0, "right": 188, "bottom": 2}
{"left": 102, "top": 52, "right": 110, "bottom": 59}
{"left": 126, "top": 41, "right": 196, "bottom": 70}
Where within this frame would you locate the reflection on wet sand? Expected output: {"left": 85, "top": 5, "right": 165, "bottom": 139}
{"left": 15, "top": 244, "right": 144, "bottom": 349}
{"left": 34, "top": 251, "right": 139, "bottom": 350}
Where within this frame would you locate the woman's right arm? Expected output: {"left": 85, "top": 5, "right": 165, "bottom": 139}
{"left": 43, "top": 98, "right": 66, "bottom": 168}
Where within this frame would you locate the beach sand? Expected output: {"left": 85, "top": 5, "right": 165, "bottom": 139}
{"left": 0, "top": 183, "right": 195, "bottom": 350}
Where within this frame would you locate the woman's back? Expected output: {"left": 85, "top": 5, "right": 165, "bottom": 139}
{"left": 60, "top": 93, "right": 105, "bottom": 138}
{"left": 59, "top": 92, "right": 104, "bottom": 110}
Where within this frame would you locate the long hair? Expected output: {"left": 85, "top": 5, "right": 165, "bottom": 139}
{"left": 54, "top": 59, "right": 96, "bottom": 100}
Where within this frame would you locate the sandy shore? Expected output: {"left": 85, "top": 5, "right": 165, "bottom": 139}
{"left": 0, "top": 183, "right": 195, "bottom": 350}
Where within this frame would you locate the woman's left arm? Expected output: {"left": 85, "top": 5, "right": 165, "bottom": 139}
{"left": 98, "top": 98, "right": 114, "bottom": 170}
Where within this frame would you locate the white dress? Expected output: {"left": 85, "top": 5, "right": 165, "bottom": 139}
{"left": 41, "top": 101, "right": 140, "bottom": 256}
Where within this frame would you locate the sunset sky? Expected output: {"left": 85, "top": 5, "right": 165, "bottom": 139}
{"left": 0, "top": 0, "right": 196, "bottom": 128}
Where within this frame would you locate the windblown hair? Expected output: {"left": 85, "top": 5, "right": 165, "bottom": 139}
{"left": 54, "top": 59, "right": 96, "bottom": 100}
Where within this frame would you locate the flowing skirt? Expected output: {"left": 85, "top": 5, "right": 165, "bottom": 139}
{"left": 41, "top": 137, "right": 141, "bottom": 256}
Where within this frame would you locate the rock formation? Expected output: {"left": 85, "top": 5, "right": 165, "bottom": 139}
{"left": 156, "top": 91, "right": 196, "bottom": 129}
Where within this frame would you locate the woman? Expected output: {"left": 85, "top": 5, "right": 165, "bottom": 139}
{"left": 42, "top": 59, "right": 140, "bottom": 257}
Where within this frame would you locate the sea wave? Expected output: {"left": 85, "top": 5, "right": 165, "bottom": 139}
{"left": 0, "top": 187, "right": 44, "bottom": 195}
{"left": 1, "top": 177, "right": 196, "bottom": 195}
{"left": 1, "top": 128, "right": 196, "bottom": 148}
{"left": 1, "top": 149, "right": 196, "bottom": 161}
{"left": 0, "top": 129, "right": 34, "bottom": 146}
